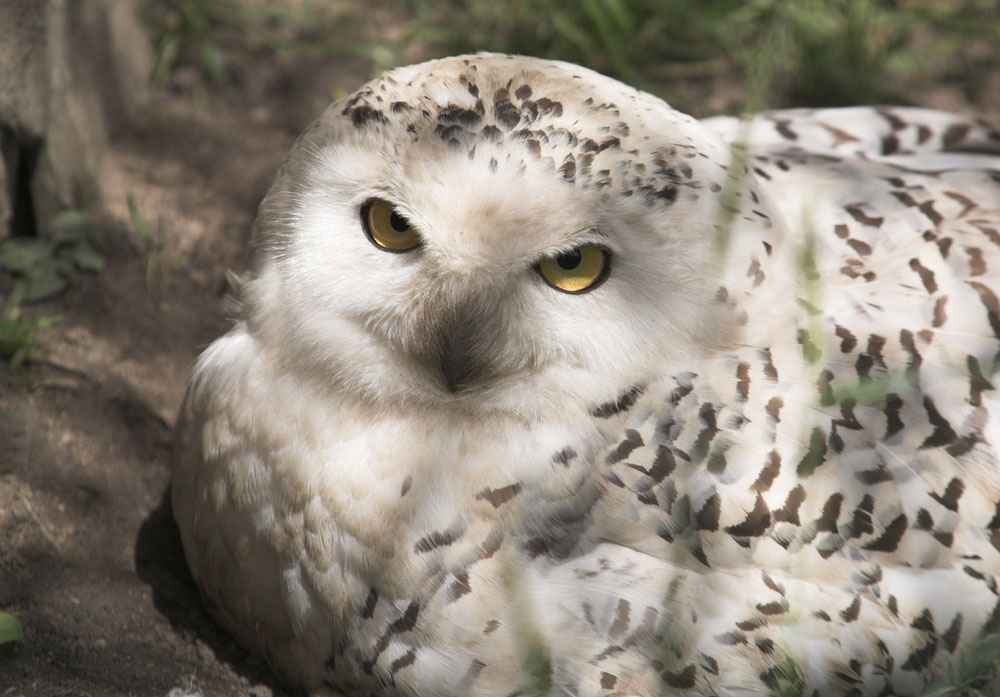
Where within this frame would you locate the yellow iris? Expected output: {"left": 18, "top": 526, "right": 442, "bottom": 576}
{"left": 537, "top": 245, "right": 610, "bottom": 293}
{"left": 362, "top": 199, "right": 421, "bottom": 252}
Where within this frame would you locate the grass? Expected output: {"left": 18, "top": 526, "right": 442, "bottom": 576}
{"left": 398, "top": 0, "right": 1000, "bottom": 112}
{"left": 0, "top": 612, "right": 23, "bottom": 646}
{"left": 0, "top": 208, "right": 106, "bottom": 368}
{"left": 142, "top": 0, "right": 367, "bottom": 89}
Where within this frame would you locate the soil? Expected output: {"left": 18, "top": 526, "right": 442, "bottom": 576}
{"left": 0, "top": 40, "right": 370, "bottom": 697}
{"left": 1, "top": 21, "right": 998, "bottom": 697}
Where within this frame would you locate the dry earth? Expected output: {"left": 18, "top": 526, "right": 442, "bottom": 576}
{"left": 1, "top": 15, "right": 998, "bottom": 697}
{"left": 0, "top": 39, "right": 370, "bottom": 696}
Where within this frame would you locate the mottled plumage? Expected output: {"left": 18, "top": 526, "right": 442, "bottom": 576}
{"left": 172, "top": 54, "right": 1000, "bottom": 696}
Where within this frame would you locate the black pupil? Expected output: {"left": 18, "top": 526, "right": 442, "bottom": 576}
{"left": 557, "top": 249, "right": 583, "bottom": 270}
{"left": 389, "top": 210, "right": 410, "bottom": 232}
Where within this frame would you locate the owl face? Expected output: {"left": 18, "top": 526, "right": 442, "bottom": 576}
{"left": 241, "top": 55, "right": 768, "bottom": 419}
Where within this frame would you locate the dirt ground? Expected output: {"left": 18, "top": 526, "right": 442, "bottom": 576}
{"left": 0, "top": 36, "right": 372, "bottom": 696}
{"left": 1, "top": 17, "right": 999, "bottom": 697}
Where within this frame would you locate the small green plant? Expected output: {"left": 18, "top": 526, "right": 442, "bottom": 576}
{"left": 127, "top": 194, "right": 164, "bottom": 297}
{"left": 0, "top": 612, "right": 23, "bottom": 645}
{"left": 143, "top": 0, "right": 362, "bottom": 89}
{"left": 0, "top": 210, "right": 105, "bottom": 303}
{"left": 0, "top": 280, "right": 59, "bottom": 370}
{"left": 400, "top": 0, "right": 1000, "bottom": 109}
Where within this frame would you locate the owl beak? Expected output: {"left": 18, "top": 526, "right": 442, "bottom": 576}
{"left": 435, "top": 297, "right": 504, "bottom": 394}
{"left": 440, "top": 334, "right": 469, "bottom": 394}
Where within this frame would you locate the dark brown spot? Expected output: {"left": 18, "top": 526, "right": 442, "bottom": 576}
{"left": 881, "top": 134, "right": 899, "bottom": 155}
{"left": 932, "top": 296, "right": 948, "bottom": 328}
{"left": 414, "top": 529, "right": 461, "bottom": 553}
{"left": 845, "top": 204, "right": 884, "bottom": 227}
{"left": 772, "top": 118, "right": 797, "bottom": 140}
{"left": 592, "top": 385, "right": 645, "bottom": 418}
{"left": 346, "top": 105, "right": 387, "bottom": 127}
{"left": 862, "top": 514, "right": 908, "bottom": 553}
{"left": 835, "top": 325, "right": 857, "bottom": 353}
{"left": 736, "top": 362, "right": 750, "bottom": 401}
{"left": 648, "top": 445, "right": 676, "bottom": 482}
{"left": 608, "top": 598, "right": 630, "bottom": 639}
{"left": 606, "top": 429, "right": 643, "bottom": 464}
{"left": 361, "top": 587, "right": 379, "bottom": 619}
{"left": 822, "top": 123, "right": 860, "bottom": 144}
{"left": 559, "top": 154, "right": 576, "bottom": 181}
{"left": 756, "top": 600, "right": 789, "bottom": 616}
{"left": 966, "top": 246, "right": 987, "bottom": 276}
{"left": 942, "top": 122, "right": 972, "bottom": 148}
{"left": 836, "top": 399, "right": 863, "bottom": 430}
{"left": 389, "top": 601, "right": 420, "bottom": 636}
{"left": 690, "top": 403, "right": 720, "bottom": 463}
{"left": 696, "top": 493, "right": 721, "bottom": 531}
{"left": 751, "top": 451, "right": 781, "bottom": 492}
{"left": 715, "top": 631, "right": 748, "bottom": 645}
{"left": 818, "top": 369, "right": 836, "bottom": 406}
{"left": 942, "top": 614, "right": 963, "bottom": 653}
{"left": 796, "top": 427, "right": 828, "bottom": 477}
{"left": 921, "top": 397, "right": 958, "bottom": 448}
{"left": 514, "top": 84, "right": 532, "bottom": 100}
{"left": 968, "top": 355, "right": 996, "bottom": 407}
{"left": 449, "top": 571, "right": 472, "bottom": 602}
{"left": 901, "top": 639, "right": 938, "bottom": 672}
{"left": 484, "top": 619, "right": 500, "bottom": 634}
{"left": 761, "top": 348, "right": 778, "bottom": 379}
{"left": 661, "top": 664, "right": 697, "bottom": 689}
{"left": 492, "top": 88, "right": 520, "bottom": 129}
{"left": 400, "top": 475, "right": 412, "bottom": 497}
{"left": 885, "top": 393, "right": 904, "bottom": 438}
{"left": 725, "top": 494, "right": 771, "bottom": 537}
{"left": 816, "top": 492, "right": 844, "bottom": 533}
{"left": 840, "top": 596, "right": 861, "bottom": 622}
{"left": 911, "top": 608, "right": 935, "bottom": 632}
{"left": 600, "top": 672, "right": 617, "bottom": 690}
{"left": 553, "top": 447, "right": 576, "bottom": 467}
{"left": 856, "top": 464, "right": 893, "bottom": 485}
{"left": 475, "top": 483, "right": 523, "bottom": 508}
{"left": 969, "top": 281, "right": 1000, "bottom": 339}
{"left": 846, "top": 238, "right": 873, "bottom": 256}
{"left": 390, "top": 648, "right": 417, "bottom": 675}
{"left": 773, "top": 485, "right": 805, "bottom": 525}
{"left": 848, "top": 494, "right": 875, "bottom": 538}
{"left": 915, "top": 508, "right": 934, "bottom": 530}
{"left": 909, "top": 258, "right": 938, "bottom": 293}
{"left": 481, "top": 125, "right": 502, "bottom": 142}
{"left": 797, "top": 328, "right": 822, "bottom": 364}
{"left": 439, "top": 104, "right": 482, "bottom": 125}
{"left": 930, "top": 477, "right": 964, "bottom": 512}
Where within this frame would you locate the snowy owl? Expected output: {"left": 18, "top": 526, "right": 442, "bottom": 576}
{"left": 172, "top": 54, "right": 1000, "bottom": 696}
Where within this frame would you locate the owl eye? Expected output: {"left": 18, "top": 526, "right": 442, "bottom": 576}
{"left": 537, "top": 245, "right": 610, "bottom": 294}
{"left": 362, "top": 199, "right": 421, "bottom": 252}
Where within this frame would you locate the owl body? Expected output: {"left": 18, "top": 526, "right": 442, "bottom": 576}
{"left": 173, "top": 54, "right": 1000, "bottom": 696}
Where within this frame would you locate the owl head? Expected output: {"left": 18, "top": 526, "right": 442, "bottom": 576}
{"left": 238, "top": 54, "right": 793, "bottom": 420}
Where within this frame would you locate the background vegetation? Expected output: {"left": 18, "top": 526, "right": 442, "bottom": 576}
{"left": 144, "top": 0, "right": 1000, "bottom": 114}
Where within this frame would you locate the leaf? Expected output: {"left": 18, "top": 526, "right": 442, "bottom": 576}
{"left": 0, "top": 613, "right": 23, "bottom": 645}
{"left": 22, "top": 260, "right": 70, "bottom": 302}
{"left": 128, "top": 195, "right": 154, "bottom": 247}
{"left": 0, "top": 238, "right": 53, "bottom": 273}
{"left": 49, "top": 210, "right": 96, "bottom": 244}
{"left": 61, "top": 240, "right": 106, "bottom": 273}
